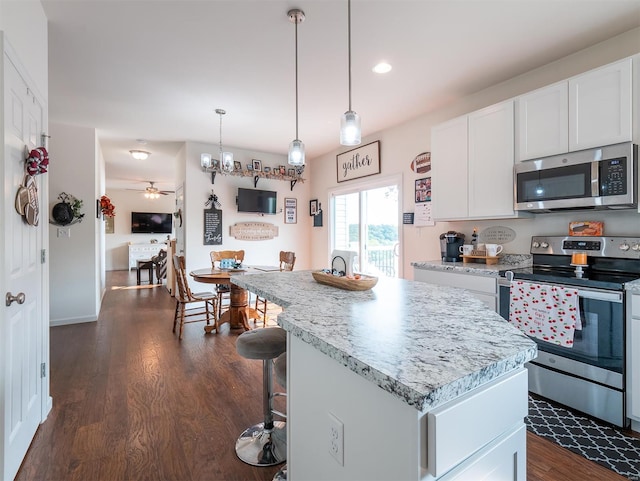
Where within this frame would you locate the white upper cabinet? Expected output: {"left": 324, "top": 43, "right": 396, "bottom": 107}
{"left": 516, "top": 81, "right": 568, "bottom": 161}
{"left": 517, "top": 57, "right": 633, "bottom": 161}
{"left": 468, "top": 101, "right": 515, "bottom": 218}
{"left": 569, "top": 58, "right": 633, "bottom": 151}
{"left": 432, "top": 115, "right": 469, "bottom": 220}
{"left": 432, "top": 100, "right": 521, "bottom": 221}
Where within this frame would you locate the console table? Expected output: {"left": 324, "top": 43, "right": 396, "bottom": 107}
{"left": 128, "top": 243, "right": 164, "bottom": 271}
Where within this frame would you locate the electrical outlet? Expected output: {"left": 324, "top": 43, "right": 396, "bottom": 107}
{"left": 328, "top": 412, "right": 344, "bottom": 466}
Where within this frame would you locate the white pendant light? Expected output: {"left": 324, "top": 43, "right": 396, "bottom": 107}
{"left": 200, "top": 152, "right": 213, "bottom": 170}
{"left": 340, "top": 0, "right": 361, "bottom": 146}
{"left": 288, "top": 9, "right": 305, "bottom": 166}
{"left": 216, "top": 108, "right": 234, "bottom": 172}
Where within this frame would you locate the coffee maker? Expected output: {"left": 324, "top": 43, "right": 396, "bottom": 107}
{"left": 440, "top": 231, "right": 465, "bottom": 262}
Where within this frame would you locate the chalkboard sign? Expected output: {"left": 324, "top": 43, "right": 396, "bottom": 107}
{"left": 203, "top": 208, "right": 223, "bottom": 245}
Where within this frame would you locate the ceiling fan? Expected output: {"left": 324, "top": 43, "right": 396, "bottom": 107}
{"left": 127, "top": 181, "right": 174, "bottom": 199}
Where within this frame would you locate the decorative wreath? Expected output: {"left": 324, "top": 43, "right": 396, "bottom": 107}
{"left": 26, "top": 147, "right": 49, "bottom": 176}
{"left": 99, "top": 195, "right": 116, "bottom": 218}
{"left": 51, "top": 192, "right": 84, "bottom": 226}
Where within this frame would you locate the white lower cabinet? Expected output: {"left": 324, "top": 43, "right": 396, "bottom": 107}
{"left": 628, "top": 295, "right": 640, "bottom": 422}
{"left": 414, "top": 268, "right": 498, "bottom": 311}
{"left": 428, "top": 369, "right": 528, "bottom": 480}
{"left": 440, "top": 425, "right": 525, "bottom": 481}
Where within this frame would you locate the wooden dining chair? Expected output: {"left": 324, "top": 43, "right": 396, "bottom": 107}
{"left": 172, "top": 255, "right": 218, "bottom": 340}
{"left": 254, "top": 251, "right": 296, "bottom": 326}
{"left": 210, "top": 250, "right": 245, "bottom": 318}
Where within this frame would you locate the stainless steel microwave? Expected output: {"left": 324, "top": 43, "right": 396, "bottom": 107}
{"left": 514, "top": 142, "right": 637, "bottom": 212}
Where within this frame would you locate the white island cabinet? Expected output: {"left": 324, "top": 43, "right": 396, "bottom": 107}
{"left": 233, "top": 271, "right": 537, "bottom": 481}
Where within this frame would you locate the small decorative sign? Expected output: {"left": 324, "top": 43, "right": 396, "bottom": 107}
{"left": 284, "top": 198, "right": 297, "bottom": 224}
{"left": 229, "top": 222, "right": 278, "bottom": 241}
{"left": 410, "top": 152, "right": 431, "bottom": 174}
{"left": 105, "top": 216, "right": 115, "bottom": 234}
{"left": 479, "top": 226, "right": 516, "bottom": 244}
{"left": 336, "top": 140, "right": 381, "bottom": 183}
{"left": 203, "top": 208, "right": 223, "bottom": 245}
{"left": 403, "top": 213, "right": 414, "bottom": 225}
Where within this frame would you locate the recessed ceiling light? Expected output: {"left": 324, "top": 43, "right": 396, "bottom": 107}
{"left": 373, "top": 62, "right": 392, "bottom": 74}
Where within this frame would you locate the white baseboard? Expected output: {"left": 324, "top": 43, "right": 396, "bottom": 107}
{"left": 50, "top": 316, "right": 97, "bottom": 327}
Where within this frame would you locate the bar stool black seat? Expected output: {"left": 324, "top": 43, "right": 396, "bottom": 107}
{"left": 235, "top": 327, "right": 287, "bottom": 467}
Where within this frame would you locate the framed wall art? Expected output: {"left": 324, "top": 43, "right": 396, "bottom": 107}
{"left": 310, "top": 199, "right": 318, "bottom": 216}
{"left": 336, "top": 140, "right": 381, "bottom": 183}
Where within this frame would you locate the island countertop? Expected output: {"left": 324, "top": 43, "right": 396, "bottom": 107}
{"left": 232, "top": 270, "right": 536, "bottom": 412}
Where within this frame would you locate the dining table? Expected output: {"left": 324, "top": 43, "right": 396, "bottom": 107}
{"left": 189, "top": 265, "right": 280, "bottom": 332}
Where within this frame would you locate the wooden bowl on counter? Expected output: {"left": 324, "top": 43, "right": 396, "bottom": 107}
{"left": 311, "top": 271, "right": 378, "bottom": 291}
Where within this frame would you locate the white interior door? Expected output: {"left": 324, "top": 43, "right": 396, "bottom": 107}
{"left": 2, "top": 51, "right": 45, "bottom": 481}
{"left": 331, "top": 179, "right": 400, "bottom": 277}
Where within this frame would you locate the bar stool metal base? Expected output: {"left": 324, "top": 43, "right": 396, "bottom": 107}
{"left": 235, "top": 420, "right": 286, "bottom": 466}
{"left": 273, "top": 464, "right": 287, "bottom": 480}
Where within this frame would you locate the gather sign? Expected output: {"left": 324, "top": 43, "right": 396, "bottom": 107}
{"left": 336, "top": 141, "right": 381, "bottom": 183}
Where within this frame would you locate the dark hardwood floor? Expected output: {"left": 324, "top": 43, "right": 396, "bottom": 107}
{"left": 14, "top": 270, "right": 626, "bottom": 481}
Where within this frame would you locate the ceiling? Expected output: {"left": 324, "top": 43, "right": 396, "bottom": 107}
{"left": 41, "top": 0, "right": 640, "bottom": 193}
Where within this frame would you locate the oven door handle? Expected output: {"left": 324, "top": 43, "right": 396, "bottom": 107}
{"left": 498, "top": 277, "right": 622, "bottom": 303}
{"left": 576, "top": 288, "right": 622, "bottom": 303}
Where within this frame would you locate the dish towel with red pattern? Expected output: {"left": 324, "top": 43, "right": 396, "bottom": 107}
{"left": 509, "top": 281, "right": 580, "bottom": 348}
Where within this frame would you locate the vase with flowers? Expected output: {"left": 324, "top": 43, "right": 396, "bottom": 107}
{"left": 99, "top": 195, "right": 115, "bottom": 218}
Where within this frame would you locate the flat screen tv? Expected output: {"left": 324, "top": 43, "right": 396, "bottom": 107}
{"left": 131, "top": 212, "right": 173, "bottom": 234}
{"left": 237, "top": 188, "right": 277, "bottom": 214}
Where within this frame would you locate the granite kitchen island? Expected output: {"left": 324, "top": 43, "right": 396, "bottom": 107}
{"left": 233, "top": 271, "right": 537, "bottom": 481}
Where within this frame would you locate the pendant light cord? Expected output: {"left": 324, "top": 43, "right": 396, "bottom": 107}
{"left": 348, "top": 0, "right": 352, "bottom": 112}
{"left": 295, "top": 17, "right": 299, "bottom": 140}
{"left": 219, "top": 112, "right": 223, "bottom": 157}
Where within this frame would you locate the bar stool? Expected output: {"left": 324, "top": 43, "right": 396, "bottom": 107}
{"left": 235, "top": 328, "right": 287, "bottom": 466}
{"left": 272, "top": 352, "right": 287, "bottom": 481}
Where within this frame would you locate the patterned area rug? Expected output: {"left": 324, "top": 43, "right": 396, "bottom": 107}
{"left": 527, "top": 396, "right": 640, "bottom": 479}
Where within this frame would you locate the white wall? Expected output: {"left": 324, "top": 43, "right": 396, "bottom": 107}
{"left": 182, "top": 141, "right": 312, "bottom": 275}
{"left": 308, "top": 27, "right": 640, "bottom": 279}
{"left": 49, "top": 122, "right": 101, "bottom": 325}
{"left": 104, "top": 189, "right": 176, "bottom": 270}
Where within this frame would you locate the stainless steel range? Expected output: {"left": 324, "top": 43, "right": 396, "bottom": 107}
{"left": 499, "top": 236, "right": 640, "bottom": 427}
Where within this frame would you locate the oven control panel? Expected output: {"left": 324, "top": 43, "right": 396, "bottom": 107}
{"left": 531, "top": 236, "right": 640, "bottom": 259}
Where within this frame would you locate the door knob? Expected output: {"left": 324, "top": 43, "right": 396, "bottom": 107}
{"left": 6, "top": 292, "right": 26, "bottom": 306}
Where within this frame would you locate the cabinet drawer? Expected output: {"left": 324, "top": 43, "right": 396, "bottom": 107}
{"left": 439, "top": 425, "right": 525, "bottom": 481}
{"left": 427, "top": 369, "right": 528, "bottom": 478}
{"left": 414, "top": 269, "right": 496, "bottom": 294}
